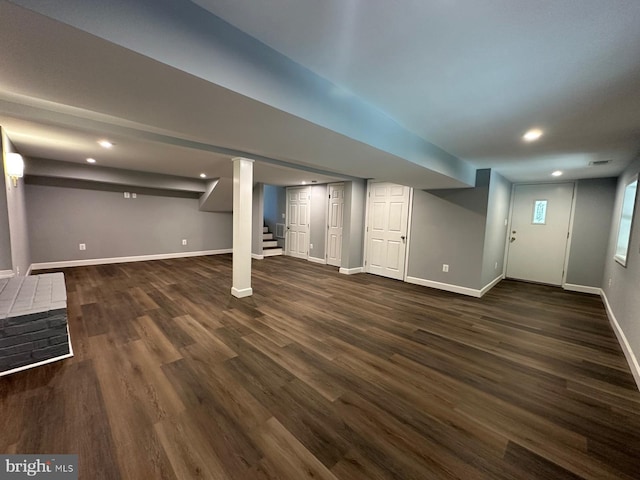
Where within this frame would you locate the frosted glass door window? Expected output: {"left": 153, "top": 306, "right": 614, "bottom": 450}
{"left": 532, "top": 200, "right": 547, "bottom": 224}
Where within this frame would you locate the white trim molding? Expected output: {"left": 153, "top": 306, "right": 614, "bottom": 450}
{"left": 480, "top": 274, "right": 504, "bottom": 297}
{"left": 251, "top": 253, "right": 264, "bottom": 260}
{"left": 339, "top": 267, "right": 363, "bottom": 275}
{"left": 601, "top": 290, "right": 640, "bottom": 391}
{"left": 563, "top": 283, "right": 601, "bottom": 295}
{"left": 30, "top": 248, "right": 233, "bottom": 271}
{"left": 406, "top": 276, "right": 482, "bottom": 298}
{"left": 406, "top": 274, "right": 504, "bottom": 298}
{"left": 231, "top": 286, "right": 253, "bottom": 298}
{"left": 0, "top": 270, "right": 15, "bottom": 279}
{"left": 308, "top": 256, "right": 326, "bottom": 265}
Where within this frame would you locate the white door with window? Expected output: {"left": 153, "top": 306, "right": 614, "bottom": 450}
{"left": 326, "top": 183, "right": 344, "bottom": 267}
{"left": 365, "top": 182, "right": 411, "bottom": 280}
{"left": 286, "top": 186, "right": 310, "bottom": 259}
{"left": 506, "top": 183, "right": 574, "bottom": 285}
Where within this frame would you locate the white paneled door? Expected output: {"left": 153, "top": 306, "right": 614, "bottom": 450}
{"left": 506, "top": 183, "right": 574, "bottom": 285}
{"left": 365, "top": 182, "right": 411, "bottom": 280}
{"left": 286, "top": 186, "right": 310, "bottom": 259}
{"left": 326, "top": 183, "right": 344, "bottom": 267}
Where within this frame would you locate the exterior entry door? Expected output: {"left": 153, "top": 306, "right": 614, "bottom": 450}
{"left": 365, "top": 182, "right": 411, "bottom": 280}
{"left": 326, "top": 183, "right": 344, "bottom": 267}
{"left": 286, "top": 186, "right": 310, "bottom": 259}
{"left": 506, "top": 183, "right": 574, "bottom": 285}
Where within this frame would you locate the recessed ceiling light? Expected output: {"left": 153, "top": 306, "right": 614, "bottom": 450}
{"left": 551, "top": 170, "right": 563, "bottom": 177}
{"left": 523, "top": 129, "right": 543, "bottom": 142}
{"left": 86, "top": 158, "right": 96, "bottom": 164}
{"left": 98, "top": 139, "right": 113, "bottom": 149}
{"left": 199, "top": 173, "right": 206, "bottom": 178}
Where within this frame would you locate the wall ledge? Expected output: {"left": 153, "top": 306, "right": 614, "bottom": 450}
{"left": 601, "top": 290, "right": 640, "bottom": 392}
{"left": 30, "top": 249, "right": 232, "bottom": 271}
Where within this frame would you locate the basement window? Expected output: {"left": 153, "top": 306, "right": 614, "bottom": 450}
{"left": 614, "top": 175, "right": 638, "bottom": 267}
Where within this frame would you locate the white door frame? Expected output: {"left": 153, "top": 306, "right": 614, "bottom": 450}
{"left": 505, "top": 181, "right": 577, "bottom": 286}
{"left": 285, "top": 186, "right": 310, "bottom": 259}
{"left": 325, "top": 182, "right": 344, "bottom": 267}
{"left": 363, "top": 180, "right": 414, "bottom": 280}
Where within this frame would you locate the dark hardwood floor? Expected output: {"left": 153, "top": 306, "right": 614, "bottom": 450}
{"left": 1, "top": 254, "right": 639, "bottom": 479}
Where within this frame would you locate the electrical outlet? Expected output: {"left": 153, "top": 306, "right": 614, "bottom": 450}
{"left": 182, "top": 239, "right": 187, "bottom": 246}
{"left": 310, "top": 243, "right": 313, "bottom": 249}
{"left": 494, "top": 262, "right": 498, "bottom": 269}
{"left": 281, "top": 213, "right": 285, "bottom": 219}
{"left": 442, "top": 264, "right": 449, "bottom": 273}
{"left": 132, "top": 193, "right": 137, "bottom": 199}
{"left": 79, "top": 243, "right": 86, "bottom": 251}
{"left": 608, "top": 278, "right": 612, "bottom": 287}
{"left": 124, "top": 192, "right": 130, "bottom": 198}
{"left": 504, "top": 219, "right": 508, "bottom": 226}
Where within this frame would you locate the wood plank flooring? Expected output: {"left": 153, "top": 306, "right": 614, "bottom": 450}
{"left": 1, "top": 254, "right": 639, "bottom": 479}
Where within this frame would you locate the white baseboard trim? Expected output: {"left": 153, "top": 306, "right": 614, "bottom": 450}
{"left": 339, "top": 267, "right": 363, "bottom": 275}
{"left": 601, "top": 290, "right": 640, "bottom": 392}
{"left": 563, "top": 283, "right": 601, "bottom": 295}
{"left": 231, "top": 286, "right": 253, "bottom": 298}
{"left": 251, "top": 253, "right": 264, "bottom": 260}
{"left": 0, "top": 269, "right": 14, "bottom": 279}
{"left": 479, "top": 274, "right": 504, "bottom": 297}
{"left": 308, "top": 256, "right": 326, "bottom": 265}
{"left": 0, "top": 326, "right": 74, "bottom": 377}
{"left": 406, "top": 276, "right": 482, "bottom": 298}
{"left": 30, "top": 248, "right": 233, "bottom": 271}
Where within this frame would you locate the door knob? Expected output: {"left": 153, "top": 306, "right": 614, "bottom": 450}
{"left": 401, "top": 235, "right": 406, "bottom": 242}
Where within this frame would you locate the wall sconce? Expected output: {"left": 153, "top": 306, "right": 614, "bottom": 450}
{"left": 6, "top": 152, "right": 24, "bottom": 187}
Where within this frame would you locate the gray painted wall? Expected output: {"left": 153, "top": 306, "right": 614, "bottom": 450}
{"left": 2, "top": 131, "right": 31, "bottom": 276}
{"left": 0, "top": 144, "right": 12, "bottom": 271}
{"left": 407, "top": 170, "right": 490, "bottom": 289}
{"left": 602, "top": 157, "right": 640, "bottom": 387}
{"left": 252, "top": 183, "right": 264, "bottom": 256}
{"left": 309, "top": 184, "right": 327, "bottom": 261}
{"left": 342, "top": 180, "right": 366, "bottom": 269}
{"left": 263, "top": 184, "right": 286, "bottom": 247}
{"left": 26, "top": 183, "right": 232, "bottom": 263}
{"left": 481, "top": 171, "right": 511, "bottom": 286}
{"left": 566, "top": 178, "right": 617, "bottom": 287}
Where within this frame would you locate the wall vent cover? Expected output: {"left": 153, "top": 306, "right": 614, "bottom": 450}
{"left": 589, "top": 160, "right": 611, "bottom": 166}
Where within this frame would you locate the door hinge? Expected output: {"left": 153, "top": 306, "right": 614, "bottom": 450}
{"left": 365, "top": 260, "right": 367, "bottom": 265}
{"left": 366, "top": 226, "right": 369, "bottom": 232}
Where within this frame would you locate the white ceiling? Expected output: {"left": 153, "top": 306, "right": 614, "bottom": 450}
{"left": 2, "top": 0, "right": 640, "bottom": 187}
{"left": 194, "top": 0, "right": 640, "bottom": 181}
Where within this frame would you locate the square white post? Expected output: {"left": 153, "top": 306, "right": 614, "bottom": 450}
{"left": 231, "top": 157, "right": 254, "bottom": 298}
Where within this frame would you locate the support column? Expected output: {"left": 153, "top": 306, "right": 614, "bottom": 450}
{"left": 231, "top": 157, "right": 254, "bottom": 298}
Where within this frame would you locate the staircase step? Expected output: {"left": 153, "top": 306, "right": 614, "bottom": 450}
{"left": 263, "top": 226, "right": 269, "bottom": 233}
{"left": 263, "top": 248, "right": 283, "bottom": 257}
{"left": 263, "top": 233, "right": 274, "bottom": 240}
{"left": 263, "top": 240, "right": 278, "bottom": 248}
